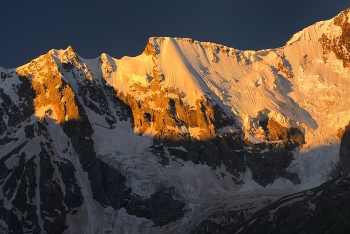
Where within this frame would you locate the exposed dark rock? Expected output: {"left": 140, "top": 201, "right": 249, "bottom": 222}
{"left": 0, "top": 136, "right": 18, "bottom": 145}
{"left": 147, "top": 187, "right": 187, "bottom": 226}
{"left": 191, "top": 209, "right": 254, "bottom": 234}
{"left": 0, "top": 74, "right": 35, "bottom": 132}
{"left": 245, "top": 146, "right": 301, "bottom": 186}
{"left": 0, "top": 89, "right": 23, "bottom": 127}
{"left": 39, "top": 142, "right": 68, "bottom": 234}
{"left": 24, "top": 124, "right": 35, "bottom": 139}
{"left": 151, "top": 144, "right": 170, "bottom": 165}
{"left": 0, "top": 142, "right": 27, "bottom": 184}
{"left": 240, "top": 118, "right": 304, "bottom": 186}
{"left": 61, "top": 118, "right": 107, "bottom": 205}
{"left": 227, "top": 175, "right": 350, "bottom": 234}
{"left": 0, "top": 199, "right": 24, "bottom": 234}
{"left": 152, "top": 131, "right": 246, "bottom": 181}
{"left": 211, "top": 103, "right": 234, "bottom": 129}
{"left": 0, "top": 119, "right": 85, "bottom": 233}
{"left": 55, "top": 159, "right": 83, "bottom": 210}
{"left": 0, "top": 107, "right": 6, "bottom": 135}
{"left": 77, "top": 77, "right": 113, "bottom": 117}
{"left": 3, "top": 152, "right": 26, "bottom": 200}
{"left": 154, "top": 125, "right": 300, "bottom": 187}
{"left": 216, "top": 133, "right": 246, "bottom": 178}
{"left": 11, "top": 155, "right": 41, "bottom": 233}
{"left": 125, "top": 185, "right": 187, "bottom": 227}
{"left": 100, "top": 160, "right": 131, "bottom": 209}
{"left": 101, "top": 82, "right": 134, "bottom": 123}
{"left": 339, "top": 122, "right": 350, "bottom": 174}
{"left": 62, "top": 62, "right": 74, "bottom": 72}
{"left": 16, "top": 75, "right": 36, "bottom": 119}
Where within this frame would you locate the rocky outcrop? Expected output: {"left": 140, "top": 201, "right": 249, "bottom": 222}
{"left": 153, "top": 131, "right": 246, "bottom": 179}
{"left": 125, "top": 185, "right": 187, "bottom": 227}
{"left": 319, "top": 8, "right": 350, "bottom": 67}
{"left": 245, "top": 147, "right": 301, "bottom": 186}
{"left": 16, "top": 54, "right": 80, "bottom": 123}
{"left": 0, "top": 72, "right": 35, "bottom": 133}
{"left": 265, "top": 119, "right": 305, "bottom": 147}
{"left": 241, "top": 118, "right": 304, "bottom": 186}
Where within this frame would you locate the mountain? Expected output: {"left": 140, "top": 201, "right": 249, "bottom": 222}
{"left": 1, "top": 8, "right": 350, "bottom": 234}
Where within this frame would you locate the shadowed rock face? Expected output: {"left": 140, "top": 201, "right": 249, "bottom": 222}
{"left": 241, "top": 118, "right": 304, "bottom": 186}
{"left": 339, "top": 122, "right": 350, "bottom": 174}
{"left": 0, "top": 121, "right": 84, "bottom": 234}
{"left": 227, "top": 175, "right": 350, "bottom": 234}
{"left": 61, "top": 116, "right": 186, "bottom": 227}
{"left": 190, "top": 209, "right": 255, "bottom": 234}
{"left": 57, "top": 69, "right": 187, "bottom": 228}
{"left": 192, "top": 175, "right": 350, "bottom": 234}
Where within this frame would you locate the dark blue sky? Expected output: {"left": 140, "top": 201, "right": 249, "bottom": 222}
{"left": 1, "top": 1, "right": 349, "bottom": 68}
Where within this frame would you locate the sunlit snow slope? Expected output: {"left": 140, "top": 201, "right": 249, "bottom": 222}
{"left": 118, "top": 27, "right": 349, "bottom": 147}
{"left": 95, "top": 9, "right": 350, "bottom": 188}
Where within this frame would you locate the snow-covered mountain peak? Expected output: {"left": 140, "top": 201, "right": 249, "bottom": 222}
{"left": 286, "top": 8, "right": 349, "bottom": 50}
{"left": 2, "top": 8, "right": 350, "bottom": 233}
{"left": 48, "top": 45, "right": 79, "bottom": 64}
{"left": 102, "top": 15, "right": 350, "bottom": 188}
{"left": 334, "top": 7, "right": 350, "bottom": 24}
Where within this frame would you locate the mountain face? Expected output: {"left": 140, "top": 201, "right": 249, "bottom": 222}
{"left": 1, "top": 8, "right": 350, "bottom": 234}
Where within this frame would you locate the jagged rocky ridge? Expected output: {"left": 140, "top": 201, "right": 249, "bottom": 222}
{"left": 191, "top": 173, "right": 350, "bottom": 234}
{"left": 1, "top": 8, "right": 350, "bottom": 234}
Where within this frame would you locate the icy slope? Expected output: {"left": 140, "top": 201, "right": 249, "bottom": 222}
{"left": 95, "top": 9, "right": 350, "bottom": 149}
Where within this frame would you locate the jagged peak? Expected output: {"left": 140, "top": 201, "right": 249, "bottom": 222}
{"left": 48, "top": 45, "right": 79, "bottom": 64}
{"left": 286, "top": 7, "right": 350, "bottom": 46}
{"left": 100, "top": 52, "right": 115, "bottom": 62}
{"left": 66, "top": 45, "right": 75, "bottom": 53}
{"left": 100, "top": 52, "right": 117, "bottom": 76}
{"left": 334, "top": 7, "right": 350, "bottom": 24}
